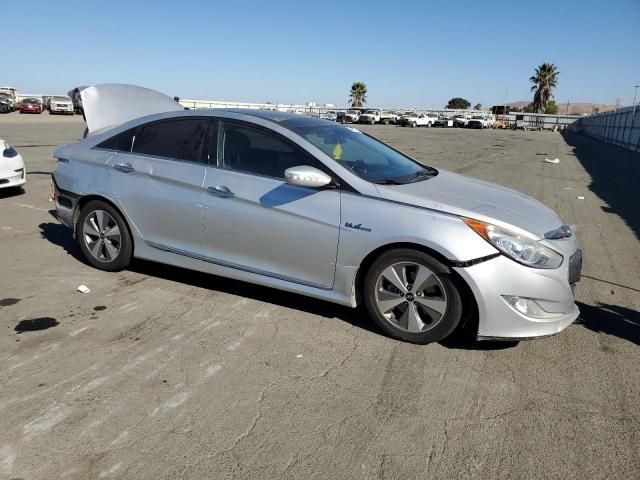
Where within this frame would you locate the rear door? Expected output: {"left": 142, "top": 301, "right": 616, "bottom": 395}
{"left": 202, "top": 119, "right": 341, "bottom": 289}
{"left": 105, "top": 117, "right": 210, "bottom": 254}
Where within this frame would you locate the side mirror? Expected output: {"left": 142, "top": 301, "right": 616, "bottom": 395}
{"left": 285, "top": 166, "right": 332, "bottom": 188}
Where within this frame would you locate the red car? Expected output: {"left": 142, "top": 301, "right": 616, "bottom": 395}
{"left": 19, "top": 98, "right": 43, "bottom": 114}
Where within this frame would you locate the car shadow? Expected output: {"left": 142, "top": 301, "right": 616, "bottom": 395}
{"left": 38, "top": 222, "right": 85, "bottom": 263}
{"left": 561, "top": 131, "right": 640, "bottom": 240}
{"left": 37, "top": 220, "right": 515, "bottom": 350}
{"left": 575, "top": 301, "right": 640, "bottom": 346}
{"left": 129, "top": 258, "right": 382, "bottom": 335}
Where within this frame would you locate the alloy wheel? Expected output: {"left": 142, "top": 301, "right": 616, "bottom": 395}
{"left": 83, "top": 210, "right": 121, "bottom": 263}
{"left": 374, "top": 261, "right": 448, "bottom": 333}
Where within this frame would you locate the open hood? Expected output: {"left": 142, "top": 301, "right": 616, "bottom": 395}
{"left": 81, "top": 84, "right": 183, "bottom": 135}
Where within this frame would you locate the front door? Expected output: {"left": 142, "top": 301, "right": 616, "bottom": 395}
{"left": 202, "top": 120, "right": 340, "bottom": 289}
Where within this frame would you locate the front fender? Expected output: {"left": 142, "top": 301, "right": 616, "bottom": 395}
{"left": 338, "top": 192, "right": 498, "bottom": 268}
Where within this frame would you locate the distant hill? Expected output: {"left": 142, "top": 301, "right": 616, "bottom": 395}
{"left": 504, "top": 101, "right": 618, "bottom": 115}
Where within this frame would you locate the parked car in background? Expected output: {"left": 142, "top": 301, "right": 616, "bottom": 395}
{"left": 321, "top": 111, "right": 337, "bottom": 121}
{"left": 68, "top": 86, "right": 88, "bottom": 115}
{"left": 468, "top": 115, "right": 488, "bottom": 129}
{"left": 19, "top": 98, "right": 43, "bottom": 114}
{"left": 343, "top": 109, "right": 361, "bottom": 123}
{"left": 379, "top": 111, "right": 398, "bottom": 125}
{"left": 49, "top": 96, "right": 75, "bottom": 115}
{"left": 0, "top": 94, "right": 12, "bottom": 113}
{"left": 453, "top": 114, "right": 470, "bottom": 128}
{"left": 359, "top": 109, "right": 381, "bottom": 125}
{"left": 0, "top": 139, "right": 26, "bottom": 191}
{"left": 399, "top": 112, "right": 437, "bottom": 128}
{"left": 434, "top": 115, "right": 454, "bottom": 127}
{"left": 336, "top": 111, "right": 345, "bottom": 123}
{"left": 52, "top": 84, "right": 582, "bottom": 345}
{"left": 0, "top": 87, "right": 17, "bottom": 111}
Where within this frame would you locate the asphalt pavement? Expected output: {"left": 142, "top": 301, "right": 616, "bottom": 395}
{"left": 0, "top": 112, "right": 638, "bottom": 479}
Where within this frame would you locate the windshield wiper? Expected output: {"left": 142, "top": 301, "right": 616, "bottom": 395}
{"left": 407, "top": 168, "right": 437, "bottom": 182}
{"left": 374, "top": 178, "right": 406, "bottom": 185}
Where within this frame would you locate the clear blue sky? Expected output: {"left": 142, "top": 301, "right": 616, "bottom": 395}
{"left": 4, "top": 0, "right": 639, "bottom": 108}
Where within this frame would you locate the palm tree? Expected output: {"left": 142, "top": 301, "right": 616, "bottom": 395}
{"left": 349, "top": 82, "right": 367, "bottom": 108}
{"left": 530, "top": 63, "right": 559, "bottom": 113}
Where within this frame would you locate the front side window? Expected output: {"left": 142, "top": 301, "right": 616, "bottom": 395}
{"left": 291, "top": 124, "right": 436, "bottom": 184}
{"left": 219, "top": 121, "right": 312, "bottom": 179}
{"left": 132, "top": 118, "right": 208, "bottom": 163}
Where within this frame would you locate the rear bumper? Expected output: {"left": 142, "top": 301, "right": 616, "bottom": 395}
{"left": 455, "top": 252, "right": 581, "bottom": 340}
{"left": 52, "top": 175, "right": 79, "bottom": 230}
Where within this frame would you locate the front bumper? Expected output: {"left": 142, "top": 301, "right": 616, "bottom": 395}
{"left": 455, "top": 247, "right": 582, "bottom": 340}
{"left": 0, "top": 158, "right": 26, "bottom": 189}
{"left": 51, "top": 106, "right": 74, "bottom": 114}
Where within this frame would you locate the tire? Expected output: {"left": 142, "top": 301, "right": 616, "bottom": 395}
{"left": 427, "top": 122, "right": 432, "bottom": 128}
{"left": 411, "top": 122, "right": 416, "bottom": 128}
{"left": 363, "top": 249, "right": 463, "bottom": 344}
{"left": 77, "top": 200, "right": 133, "bottom": 272}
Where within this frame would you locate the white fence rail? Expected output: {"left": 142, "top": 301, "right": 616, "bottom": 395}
{"left": 569, "top": 106, "right": 640, "bottom": 152}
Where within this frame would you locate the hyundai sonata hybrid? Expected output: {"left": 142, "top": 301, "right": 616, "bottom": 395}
{"left": 52, "top": 84, "right": 582, "bottom": 344}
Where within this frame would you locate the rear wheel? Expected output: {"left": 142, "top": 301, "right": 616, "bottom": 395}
{"left": 77, "top": 200, "right": 133, "bottom": 271}
{"left": 363, "top": 249, "right": 463, "bottom": 344}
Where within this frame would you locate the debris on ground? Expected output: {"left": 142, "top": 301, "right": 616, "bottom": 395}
{"left": 77, "top": 285, "right": 91, "bottom": 293}
{"left": 576, "top": 196, "right": 585, "bottom": 200}
{"left": 544, "top": 158, "right": 560, "bottom": 164}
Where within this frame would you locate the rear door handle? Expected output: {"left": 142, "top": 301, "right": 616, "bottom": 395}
{"left": 113, "top": 163, "right": 135, "bottom": 173}
{"left": 207, "top": 185, "right": 235, "bottom": 198}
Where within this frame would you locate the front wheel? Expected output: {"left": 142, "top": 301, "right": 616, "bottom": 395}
{"left": 77, "top": 200, "right": 133, "bottom": 271}
{"left": 363, "top": 249, "right": 463, "bottom": 344}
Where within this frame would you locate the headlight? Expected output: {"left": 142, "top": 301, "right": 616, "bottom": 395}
{"left": 463, "top": 218, "right": 563, "bottom": 269}
{"left": 3, "top": 143, "right": 19, "bottom": 158}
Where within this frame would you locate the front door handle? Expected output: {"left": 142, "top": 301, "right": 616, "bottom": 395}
{"left": 113, "top": 163, "right": 135, "bottom": 173}
{"left": 207, "top": 185, "right": 235, "bottom": 198}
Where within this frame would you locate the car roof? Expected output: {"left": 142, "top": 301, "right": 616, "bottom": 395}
{"left": 192, "top": 108, "right": 330, "bottom": 129}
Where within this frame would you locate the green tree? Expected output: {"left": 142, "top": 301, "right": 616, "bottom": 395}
{"left": 530, "top": 63, "right": 559, "bottom": 113}
{"left": 446, "top": 97, "right": 471, "bottom": 109}
{"left": 474, "top": 103, "right": 482, "bottom": 110}
{"left": 545, "top": 100, "right": 559, "bottom": 114}
{"left": 349, "top": 82, "right": 367, "bottom": 108}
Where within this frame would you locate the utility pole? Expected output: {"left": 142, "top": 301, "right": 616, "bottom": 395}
{"left": 566, "top": 99, "right": 570, "bottom": 115}
{"left": 634, "top": 85, "right": 639, "bottom": 115}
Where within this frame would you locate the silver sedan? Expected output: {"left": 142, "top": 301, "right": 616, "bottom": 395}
{"left": 52, "top": 85, "right": 582, "bottom": 344}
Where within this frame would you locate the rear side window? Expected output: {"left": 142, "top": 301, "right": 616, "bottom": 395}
{"left": 96, "top": 128, "right": 135, "bottom": 152}
{"left": 132, "top": 119, "right": 208, "bottom": 163}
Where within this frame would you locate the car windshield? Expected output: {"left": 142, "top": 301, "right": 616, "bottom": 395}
{"left": 290, "top": 124, "right": 436, "bottom": 184}
{"left": 53, "top": 96, "right": 70, "bottom": 101}
{"left": 23, "top": 98, "right": 39, "bottom": 104}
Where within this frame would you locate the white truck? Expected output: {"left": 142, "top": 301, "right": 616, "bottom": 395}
{"left": 343, "top": 109, "right": 361, "bottom": 123}
{"left": 358, "top": 109, "right": 381, "bottom": 124}
{"left": 357, "top": 109, "right": 397, "bottom": 125}
{"left": 399, "top": 112, "right": 438, "bottom": 127}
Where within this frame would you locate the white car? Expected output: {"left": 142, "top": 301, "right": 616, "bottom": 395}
{"left": 0, "top": 139, "right": 26, "bottom": 190}
{"left": 49, "top": 96, "right": 75, "bottom": 115}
